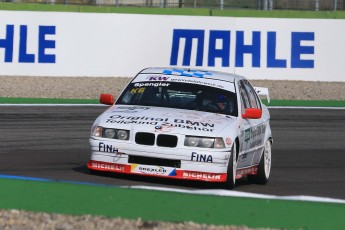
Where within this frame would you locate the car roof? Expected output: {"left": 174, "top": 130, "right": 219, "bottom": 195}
{"left": 139, "top": 67, "right": 243, "bottom": 83}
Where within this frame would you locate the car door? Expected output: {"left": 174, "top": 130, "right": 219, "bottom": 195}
{"left": 237, "top": 80, "right": 256, "bottom": 168}
{"left": 241, "top": 80, "right": 267, "bottom": 166}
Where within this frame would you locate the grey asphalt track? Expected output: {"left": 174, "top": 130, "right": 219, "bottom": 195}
{"left": 1, "top": 106, "right": 345, "bottom": 199}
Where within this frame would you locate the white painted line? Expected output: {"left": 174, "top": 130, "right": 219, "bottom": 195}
{"left": 128, "top": 186, "right": 345, "bottom": 204}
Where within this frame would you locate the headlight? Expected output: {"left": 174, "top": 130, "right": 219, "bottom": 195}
{"left": 186, "top": 136, "right": 199, "bottom": 147}
{"left": 184, "top": 136, "right": 225, "bottom": 149}
{"left": 91, "top": 126, "right": 129, "bottom": 140}
{"left": 214, "top": 137, "right": 226, "bottom": 149}
{"left": 201, "top": 138, "right": 214, "bottom": 148}
{"left": 104, "top": 128, "right": 116, "bottom": 138}
{"left": 117, "top": 129, "right": 129, "bottom": 140}
{"left": 91, "top": 126, "right": 103, "bottom": 137}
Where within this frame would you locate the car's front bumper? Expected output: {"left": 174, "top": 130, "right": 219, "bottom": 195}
{"left": 88, "top": 137, "right": 231, "bottom": 182}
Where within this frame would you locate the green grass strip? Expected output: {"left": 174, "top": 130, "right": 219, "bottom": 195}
{"left": 1, "top": 2, "right": 345, "bottom": 19}
{"left": 0, "top": 2, "right": 210, "bottom": 16}
{"left": 212, "top": 9, "right": 345, "bottom": 19}
{"left": 1, "top": 97, "right": 345, "bottom": 107}
{"left": 262, "top": 99, "right": 345, "bottom": 107}
{"left": 0, "top": 178, "right": 344, "bottom": 229}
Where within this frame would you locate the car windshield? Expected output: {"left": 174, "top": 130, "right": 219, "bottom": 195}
{"left": 116, "top": 81, "right": 238, "bottom": 116}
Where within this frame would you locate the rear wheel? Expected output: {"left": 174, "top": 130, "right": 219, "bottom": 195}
{"left": 248, "top": 140, "right": 272, "bottom": 184}
{"left": 224, "top": 142, "right": 237, "bottom": 190}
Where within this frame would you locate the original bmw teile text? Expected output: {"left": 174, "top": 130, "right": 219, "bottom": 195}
{"left": 106, "top": 115, "right": 215, "bottom": 132}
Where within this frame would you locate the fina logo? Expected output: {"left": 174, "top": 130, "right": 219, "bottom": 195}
{"left": 170, "top": 29, "right": 315, "bottom": 69}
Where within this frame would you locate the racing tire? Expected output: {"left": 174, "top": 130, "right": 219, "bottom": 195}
{"left": 248, "top": 140, "right": 272, "bottom": 185}
{"left": 223, "top": 141, "right": 237, "bottom": 190}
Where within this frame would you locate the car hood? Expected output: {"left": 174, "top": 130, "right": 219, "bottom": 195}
{"left": 96, "top": 105, "right": 237, "bottom": 136}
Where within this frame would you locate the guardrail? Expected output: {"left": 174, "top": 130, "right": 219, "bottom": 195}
{"left": 1, "top": 0, "right": 344, "bottom": 11}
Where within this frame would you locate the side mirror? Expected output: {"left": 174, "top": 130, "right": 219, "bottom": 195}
{"left": 242, "top": 108, "right": 262, "bottom": 119}
{"left": 100, "top": 94, "right": 115, "bottom": 105}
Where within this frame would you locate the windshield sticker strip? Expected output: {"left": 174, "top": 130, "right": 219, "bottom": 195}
{"left": 162, "top": 69, "right": 213, "bottom": 78}
{"left": 132, "top": 74, "right": 235, "bottom": 92}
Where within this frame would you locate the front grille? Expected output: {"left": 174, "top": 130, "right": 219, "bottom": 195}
{"left": 128, "top": 155, "right": 181, "bottom": 168}
{"left": 157, "top": 134, "right": 178, "bottom": 147}
{"left": 135, "top": 132, "right": 155, "bottom": 145}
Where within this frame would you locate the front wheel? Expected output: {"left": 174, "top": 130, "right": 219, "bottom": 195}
{"left": 223, "top": 141, "right": 237, "bottom": 190}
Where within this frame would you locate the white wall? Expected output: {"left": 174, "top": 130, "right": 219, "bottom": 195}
{"left": 0, "top": 10, "right": 344, "bottom": 81}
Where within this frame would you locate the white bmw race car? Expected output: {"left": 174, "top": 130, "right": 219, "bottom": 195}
{"left": 88, "top": 67, "right": 273, "bottom": 189}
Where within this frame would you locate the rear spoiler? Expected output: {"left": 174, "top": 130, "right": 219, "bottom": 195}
{"left": 254, "top": 87, "right": 270, "bottom": 104}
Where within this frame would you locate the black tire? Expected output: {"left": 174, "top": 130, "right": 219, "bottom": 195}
{"left": 248, "top": 140, "right": 272, "bottom": 185}
{"left": 223, "top": 141, "right": 237, "bottom": 190}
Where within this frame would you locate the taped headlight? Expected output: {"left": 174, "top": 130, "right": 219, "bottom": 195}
{"left": 184, "top": 136, "right": 225, "bottom": 149}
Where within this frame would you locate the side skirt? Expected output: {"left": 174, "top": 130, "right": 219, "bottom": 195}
{"left": 235, "top": 165, "right": 258, "bottom": 179}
